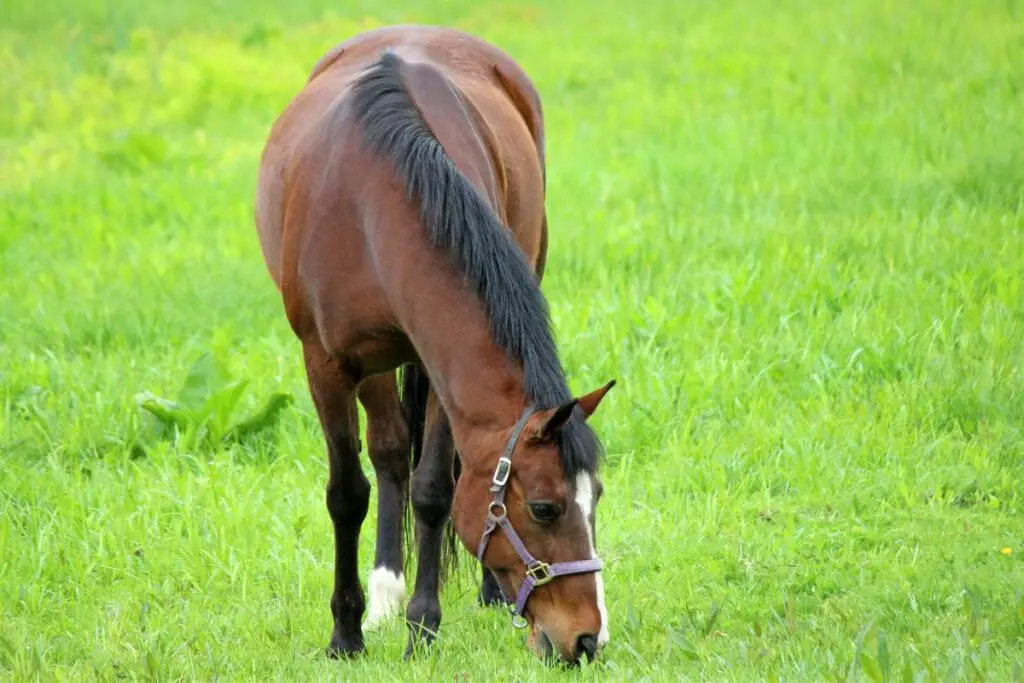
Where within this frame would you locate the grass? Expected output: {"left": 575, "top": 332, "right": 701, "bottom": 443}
{"left": 2, "top": 0, "right": 1023, "bottom": 679}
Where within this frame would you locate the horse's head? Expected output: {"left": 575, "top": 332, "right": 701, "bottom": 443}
{"left": 452, "top": 380, "right": 616, "bottom": 665}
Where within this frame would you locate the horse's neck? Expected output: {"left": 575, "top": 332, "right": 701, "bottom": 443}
{"left": 417, "top": 322, "right": 528, "bottom": 457}
{"left": 363, "top": 170, "right": 533, "bottom": 459}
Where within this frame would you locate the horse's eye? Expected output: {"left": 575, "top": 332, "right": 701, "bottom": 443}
{"left": 527, "top": 502, "right": 563, "bottom": 524}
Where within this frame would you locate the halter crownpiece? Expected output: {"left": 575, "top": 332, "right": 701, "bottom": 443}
{"left": 475, "top": 405, "right": 604, "bottom": 628}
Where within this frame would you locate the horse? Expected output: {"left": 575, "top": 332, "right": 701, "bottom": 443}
{"left": 254, "top": 24, "right": 615, "bottom": 665}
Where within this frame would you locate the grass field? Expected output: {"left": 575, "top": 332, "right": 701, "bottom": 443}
{"left": 2, "top": 0, "right": 1023, "bottom": 679}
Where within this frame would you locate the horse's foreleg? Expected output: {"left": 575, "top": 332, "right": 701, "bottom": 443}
{"left": 303, "top": 343, "right": 370, "bottom": 658}
{"left": 404, "top": 390, "right": 455, "bottom": 658}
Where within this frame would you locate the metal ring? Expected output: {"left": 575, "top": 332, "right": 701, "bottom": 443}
{"left": 489, "top": 502, "right": 507, "bottom": 520}
{"left": 510, "top": 612, "right": 528, "bottom": 629}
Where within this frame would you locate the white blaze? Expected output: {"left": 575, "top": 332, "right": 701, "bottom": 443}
{"left": 363, "top": 566, "right": 406, "bottom": 630}
{"left": 574, "top": 472, "right": 609, "bottom": 645}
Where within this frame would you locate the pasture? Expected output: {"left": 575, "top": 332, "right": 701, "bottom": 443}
{"left": 2, "top": 0, "right": 1023, "bottom": 679}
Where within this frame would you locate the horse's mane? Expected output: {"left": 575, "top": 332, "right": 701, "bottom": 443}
{"left": 349, "top": 50, "right": 601, "bottom": 477}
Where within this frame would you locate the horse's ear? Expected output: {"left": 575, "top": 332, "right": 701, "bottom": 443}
{"left": 578, "top": 379, "right": 616, "bottom": 419}
{"left": 532, "top": 397, "right": 581, "bottom": 446}
{"left": 528, "top": 380, "right": 617, "bottom": 445}
{"left": 534, "top": 399, "right": 578, "bottom": 441}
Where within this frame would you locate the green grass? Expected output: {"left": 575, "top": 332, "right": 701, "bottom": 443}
{"left": 2, "top": 0, "right": 1023, "bottom": 679}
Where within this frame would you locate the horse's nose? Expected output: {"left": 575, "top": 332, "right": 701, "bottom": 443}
{"left": 574, "top": 633, "right": 599, "bottom": 662}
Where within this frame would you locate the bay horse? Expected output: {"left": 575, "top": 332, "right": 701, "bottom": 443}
{"left": 254, "top": 24, "right": 615, "bottom": 665}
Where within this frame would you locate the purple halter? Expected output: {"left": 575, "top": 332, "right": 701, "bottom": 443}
{"left": 475, "top": 406, "right": 604, "bottom": 628}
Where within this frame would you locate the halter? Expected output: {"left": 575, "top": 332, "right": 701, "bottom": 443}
{"left": 475, "top": 406, "right": 604, "bottom": 628}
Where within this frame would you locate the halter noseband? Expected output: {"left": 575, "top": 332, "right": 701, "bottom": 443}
{"left": 475, "top": 405, "right": 604, "bottom": 628}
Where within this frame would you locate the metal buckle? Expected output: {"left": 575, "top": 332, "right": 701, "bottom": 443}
{"left": 525, "top": 561, "right": 553, "bottom": 586}
{"left": 490, "top": 456, "right": 512, "bottom": 490}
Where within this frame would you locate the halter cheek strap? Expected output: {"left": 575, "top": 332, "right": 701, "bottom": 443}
{"left": 475, "top": 406, "right": 604, "bottom": 627}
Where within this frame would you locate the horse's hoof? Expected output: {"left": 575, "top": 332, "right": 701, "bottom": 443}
{"left": 478, "top": 571, "right": 506, "bottom": 607}
{"left": 478, "top": 592, "right": 505, "bottom": 607}
{"left": 403, "top": 631, "right": 437, "bottom": 660}
{"left": 477, "top": 585, "right": 506, "bottom": 608}
{"left": 325, "top": 634, "right": 365, "bottom": 659}
{"left": 402, "top": 641, "right": 429, "bottom": 661}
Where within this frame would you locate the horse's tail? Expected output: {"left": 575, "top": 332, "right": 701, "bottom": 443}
{"left": 398, "top": 362, "right": 462, "bottom": 584}
{"left": 399, "top": 362, "right": 427, "bottom": 576}
{"left": 400, "top": 363, "right": 429, "bottom": 474}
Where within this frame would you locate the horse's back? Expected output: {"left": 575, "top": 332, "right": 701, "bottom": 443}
{"left": 309, "top": 24, "right": 546, "bottom": 234}
{"left": 255, "top": 25, "right": 547, "bottom": 368}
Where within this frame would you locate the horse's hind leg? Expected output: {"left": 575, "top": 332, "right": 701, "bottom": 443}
{"left": 405, "top": 389, "right": 455, "bottom": 658}
{"left": 303, "top": 342, "right": 370, "bottom": 658}
{"left": 357, "top": 373, "right": 410, "bottom": 630}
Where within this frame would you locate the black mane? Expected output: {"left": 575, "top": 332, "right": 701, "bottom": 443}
{"left": 349, "top": 50, "right": 601, "bottom": 477}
